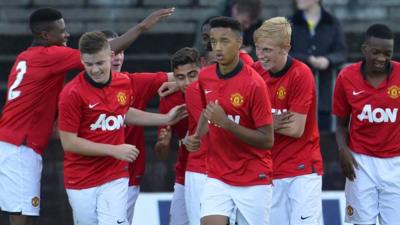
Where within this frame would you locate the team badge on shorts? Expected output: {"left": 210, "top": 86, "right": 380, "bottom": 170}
{"left": 116, "top": 92, "right": 127, "bottom": 106}
{"left": 230, "top": 93, "right": 244, "bottom": 107}
{"left": 387, "top": 85, "right": 400, "bottom": 99}
{"left": 276, "top": 86, "right": 287, "bottom": 100}
{"left": 346, "top": 205, "right": 354, "bottom": 217}
{"left": 31, "top": 196, "right": 40, "bottom": 207}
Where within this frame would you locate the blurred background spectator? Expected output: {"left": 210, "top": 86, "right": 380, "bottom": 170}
{"left": 289, "top": 0, "right": 347, "bottom": 132}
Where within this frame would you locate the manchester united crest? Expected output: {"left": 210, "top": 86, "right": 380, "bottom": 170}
{"left": 346, "top": 205, "right": 354, "bottom": 217}
{"left": 230, "top": 93, "right": 244, "bottom": 107}
{"left": 116, "top": 92, "right": 127, "bottom": 106}
{"left": 277, "top": 86, "right": 286, "bottom": 100}
{"left": 32, "top": 196, "right": 40, "bottom": 207}
{"left": 387, "top": 85, "right": 400, "bottom": 99}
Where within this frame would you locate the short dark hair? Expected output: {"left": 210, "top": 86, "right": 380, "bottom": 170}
{"left": 201, "top": 16, "right": 219, "bottom": 30}
{"left": 101, "top": 30, "right": 119, "bottom": 39}
{"left": 210, "top": 16, "right": 242, "bottom": 33}
{"left": 365, "top": 24, "right": 394, "bottom": 41}
{"left": 170, "top": 47, "right": 200, "bottom": 71}
{"left": 79, "top": 31, "right": 110, "bottom": 54}
{"left": 29, "top": 8, "right": 63, "bottom": 34}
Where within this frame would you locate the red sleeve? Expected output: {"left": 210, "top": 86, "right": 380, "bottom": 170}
{"left": 49, "top": 46, "right": 83, "bottom": 74}
{"left": 332, "top": 73, "right": 351, "bottom": 117}
{"left": 251, "top": 79, "right": 273, "bottom": 127}
{"left": 198, "top": 72, "right": 207, "bottom": 108}
{"left": 186, "top": 82, "right": 203, "bottom": 135}
{"left": 287, "top": 68, "right": 314, "bottom": 114}
{"left": 58, "top": 84, "right": 82, "bottom": 133}
{"left": 129, "top": 72, "right": 168, "bottom": 101}
{"left": 239, "top": 51, "right": 254, "bottom": 65}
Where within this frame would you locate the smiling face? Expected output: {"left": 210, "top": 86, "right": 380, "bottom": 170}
{"left": 43, "top": 18, "right": 70, "bottom": 46}
{"left": 81, "top": 47, "right": 112, "bottom": 84}
{"left": 173, "top": 63, "right": 200, "bottom": 94}
{"left": 255, "top": 37, "right": 289, "bottom": 72}
{"left": 362, "top": 36, "right": 394, "bottom": 73}
{"left": 210, "top": 27, "right": 242, "bottom": 66}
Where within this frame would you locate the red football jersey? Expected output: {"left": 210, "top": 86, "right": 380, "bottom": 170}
{"left": 58, "top": 71, "right": 133, "bottom": 189}
{"left": 333, "top": 61, "right": 400, "bottom": 158}
{"left": 158, "top": 91, "right": 188, "bottom": 185}
{"left": 0, "top": 46, "right": 82, "bottom": 154}
{"left": 185, "top": 81, "right": 208, "bottom": 174}
{"left": 124, "top": 72, "right": 168, "bottom": 186}
{"left": 198, "top": 61, "right": 273, "bottom": 186}
{"left": 253, "top": 58, "right": 323, "bottom": 179}
{"left": 239, "top": 50, "right": 254, "bottom": 65}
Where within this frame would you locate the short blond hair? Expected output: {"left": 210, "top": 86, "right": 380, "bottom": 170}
{"left": 253, "top": 17, "right": 292, "bottom": 47}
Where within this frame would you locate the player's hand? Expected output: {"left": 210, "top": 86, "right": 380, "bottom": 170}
{"left": 184, "top": 134, "right": 201, "bottom": 152}
{"left": 158, "top": 81, "right": 179, "bottom": 98}
{"left": 140, "top": 8, "right": 175, "bottom": 31}
{"left": 273, "top": 111, "right": 294, "bottom": 130}
{"left": 112, "top": 144, "right": 139, "bottom": 162}
{"left": 166, "top": 104, "right": 187, "bottom": 125}
{"left": 315, "top": 56, "right": 330, "bottom": 70}
{"left": 204, "top": 100, "right": 229, "bottom": 128}
{"left": 155, "top": 126, "right": 172, "bottom": 159}
{"left": 338, "top": 146, "right": 358, "bottom": 181}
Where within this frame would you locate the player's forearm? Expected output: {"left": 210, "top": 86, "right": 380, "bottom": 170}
{"left": 195, "top": 112, "right": 209, "bottom": 137}
{"left": 335, "top": 117, "right": 350, "bottom": 151}
{"left": 59, "top": 131, "right": 115, "bottom": 157}
{"left": 125, "top": 108, "right": 169, "bottom": 126}
{"left": 274, "top": 112, "right": 306, "bottom": 138}
{"left": 223, "top": 122, "right": 274, "bottom": 149}
{"left": 109, "top": 23, "right": 146, "bottom": 53}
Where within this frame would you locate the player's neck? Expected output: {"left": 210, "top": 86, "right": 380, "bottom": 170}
{"left": 219, "top": 56, "right": 240, "bottom": 75}
{"left": 31, "top": 39, "right": 52, "bottom": 47}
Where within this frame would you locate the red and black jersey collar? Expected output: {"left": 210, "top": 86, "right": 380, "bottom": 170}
{"left": 360, "top": 60, "right": 393, "bottom": 80}
{"left": 84, "top": 71, "right": 112, "bottom": 88}
{"left": 216, "top": 60, "right": 243, "bottom": 80}
{"left": 269, "top": 56, "right": 293, "bottom": 78}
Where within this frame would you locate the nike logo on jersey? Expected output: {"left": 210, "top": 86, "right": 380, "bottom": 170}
{"left": 357, "top": 104, "right": 398, "bottom": 123}
{"left": 204, "top": 89, "right": 212, "bottom": 94}
{"left": 116, "top": 220, "right": 125, "bottom": 224}
{"left": 301, "top": 216, "right": 311, "bottom": 220}
{"left": 352, "top": 90, "right": 364, "bottom": 95}
{"left": 89, "top": 103, "right": 99, "bottom": 108}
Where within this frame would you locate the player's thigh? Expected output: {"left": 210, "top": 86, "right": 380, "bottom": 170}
{"left": 127, "top": 185, "right": 140, "bottom": 224}
{"left": 232, "top": 184, "right": 272, "bottom": 225}
{"left": 66, "top": 187, "right": 98, "bottom": 225}
{"left": 377, "top": 155, "right": 400, "bottom": 225}
{"left": 185, "top": 172, "right": 207, "bottom": 225}
{"left": 289, "top": 174, "right": 322, "bottom": 225}
{"left": 97, "top": 178, "right": 129, "bottom": 225}
{"left": 344, "top": 153, "right": 379, "bottom": 225}
{"left": 200, "top": 178, "right": 234, "bottom": 220}
{"left": 270, "top": 178, "right": 290, "bottom": 225}
{"left": 0, "top": 143, "right": 42, "bottom": 216}
{"left": 170, "top": 182, "right": 189, "bottom": 225}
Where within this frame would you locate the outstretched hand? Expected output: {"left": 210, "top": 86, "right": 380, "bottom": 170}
{"left": 140, "top": 8, "right": 175, "bottom": 31}
{"left": 166, "top": 104, "right": 187, "bottom": 125}
{"left": 158, "top": 81, "right": 179, "bottom": 98}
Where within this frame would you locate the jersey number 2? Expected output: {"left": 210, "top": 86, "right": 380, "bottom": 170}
{"left": 8, "top": 61, "right": 27, "bottom": 100}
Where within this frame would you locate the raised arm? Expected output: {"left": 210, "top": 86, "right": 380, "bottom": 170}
{"left": 109, "top": 8, "right": 175, "bottom": 53}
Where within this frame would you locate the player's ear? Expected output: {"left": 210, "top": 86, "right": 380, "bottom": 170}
{"left": 361, "top": 43, "right": 368, "bottom": 56}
